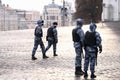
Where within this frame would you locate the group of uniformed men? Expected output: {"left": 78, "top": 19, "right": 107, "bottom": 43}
{"left": 31, "top": 18, "right": 102, "bottom": 79}
{"left": 72, "top": 18, "right": 102, "bottom": 78}
{"left": 32, "top": 20, "right": 58, "bottom": 60}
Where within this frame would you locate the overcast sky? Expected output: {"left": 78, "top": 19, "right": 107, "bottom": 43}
{"left": 2, "top": 0, "right": 75, "bottom": 13}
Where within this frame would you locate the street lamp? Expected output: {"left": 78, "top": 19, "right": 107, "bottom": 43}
{"left": 61, "top": 0, "right": 68, "bottom": 26}
{"left": 63, "top": 0, "right": 65, "bottom": 26}
{"left": 52, "top": 0, "right": 55, "bottom": 24}
{"left": 60, "top": 0, "right": 66, "bottom": 26}
{"left": 3, "top": 4, "right": 5, "bottom": 31}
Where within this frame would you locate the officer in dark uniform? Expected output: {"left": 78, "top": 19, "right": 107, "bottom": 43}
{"left": 45, "top": 22, "right": 58, "bottom": 57}
{"left": 84, "top": 23, "right": 102, "bottom": 78}
{"left": 32, "top": 20, "right": 48, "bottom": 60}
{"left": 72, "top": 18, "right": 85, "bottom": 75}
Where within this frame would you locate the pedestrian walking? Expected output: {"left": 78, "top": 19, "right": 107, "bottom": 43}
{"left": 84, "top": 22, "right": 102, "bottom": 78}
{"left": 32, "top": 20, "right": 48, "bottom": 60}
{"left": 72, "top": 18, "right": 85, "bottom": 75}
{"left": 45, "top": 22, "right": 58, "bottom": 57}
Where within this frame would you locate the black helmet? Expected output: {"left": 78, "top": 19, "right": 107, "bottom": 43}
{"left": 37, "top": 20, "right": 44, "bottom": 25}
{"left": 90, "top": 22, "right": 97, "bottom": 31}
{"left": 53, "top": 22, "right": 58, "bottom": 25}
{"left": 76, "top": 18, "right": 84, "bottom": 26}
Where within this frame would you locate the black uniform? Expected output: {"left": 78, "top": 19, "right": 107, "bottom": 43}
{"left": 45, "top": 26, "right": 58, "bottom": 56}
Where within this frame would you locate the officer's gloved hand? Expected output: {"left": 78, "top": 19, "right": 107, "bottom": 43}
{"left": 99, "top": 48, "right": 102, "bottom": 53}
{"left": 84, "top": 44, "right": 86, "bottom": 49}
{"left": 46, "top": 36, "right": 48, "bottom": 41}
{"left": 55, "top": 39, "right": 58, "bottom": 43}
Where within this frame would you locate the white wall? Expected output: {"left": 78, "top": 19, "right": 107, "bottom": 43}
{"left": 102, "top": 0, "right": 119, "bottom": 21}
{"left": 119, "top": 0, "right": 120, "bottom": 20}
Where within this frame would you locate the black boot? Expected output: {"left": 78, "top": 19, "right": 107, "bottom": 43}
{"left": 42, "top": 50, "right": 49, "bottom": 59}
{"left": 91, "top": 72, "right": 96, "bottom": 78}
{"left": 43, "top": 55, "right": 49, "bottom": 59}
{"left": 43, "top": 54, "right": 49, "bottom": 59}
{"left": 75, "top": 67, "right": 84, "bottom": 75}
{"left": 32, "top": 56, "right": 37, "bottom": 60}
{"left": 53, "top": 51, "right": 58, "bottom": 56}
{"left": 84, "top": 71, "right": 88, "bottom": 78}
{"left": 54, "top": 54, "right": 58, "bottom": 56}
{"left": 80, "top": 68, "right": 84, "bottom": 75}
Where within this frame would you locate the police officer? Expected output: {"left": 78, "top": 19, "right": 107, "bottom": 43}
{"left": 72, "top": 18, "right": 84, "bottom": 75}
{"left": 84, "top": 23, "right": 102, "bottom": 78}
{"left": 45, "top": 22, "right": 58, "bottom": 57}
{"left": 32, "top": 20, "right": 48, "bottom": 60}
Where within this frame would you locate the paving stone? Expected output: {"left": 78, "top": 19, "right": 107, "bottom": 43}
{"left": 0, "top": 22, "right": 120, "bottom": 80}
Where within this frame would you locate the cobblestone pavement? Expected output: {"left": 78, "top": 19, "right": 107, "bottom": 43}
{"left": 0, "top": 22, "right": 120, "bottom": 80}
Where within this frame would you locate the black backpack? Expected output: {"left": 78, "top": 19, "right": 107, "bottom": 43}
{"left": 72, "top": 28, "right": 80, "bottom": 42}
{"left": 34, "top": 26, "right": 43, "bottom": 37}
{"left": 47, "top": 27, "right": 54, "bottom": 37}
{"left": 84, "top": 31, "right": 96, "bottom": 46}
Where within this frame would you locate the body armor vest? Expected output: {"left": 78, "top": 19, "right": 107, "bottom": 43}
{"left": 47, "top": 27, "right": 54, "bottom": 37}
{"left": 35, "top": 26, "right": 43, "bottom": 37}
{"left": 72, "top": 28, "right": 80, "bottom": 42}
{"left": 85, "top": 31, "right": 96, "bottom": 46}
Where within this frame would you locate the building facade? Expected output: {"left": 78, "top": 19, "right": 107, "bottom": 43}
{"left": 0, "top": 0, "right": 40, "bottom": 31}
{"left": 0, "top": 0, "right": 18, "bottom": 31}
{"left": 25, "top": 11, "right": 40, "bottom": 29}
{"left": 102, "top": 0, "right": 120, "bottom": 21}
{"left": 16, "top": 10, "right": 40, "bottom": 29}
{"left": 42, "top": 0, "right": 73, "bottom": 27}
